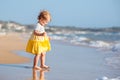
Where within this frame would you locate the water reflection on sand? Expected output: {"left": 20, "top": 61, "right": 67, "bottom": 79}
{"left": 32, "top": 69, "right": 49, "bottom": 80}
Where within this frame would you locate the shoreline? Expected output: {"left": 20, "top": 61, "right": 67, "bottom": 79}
{"left": 0, "top": 32, "right": 29, "bottom": 64}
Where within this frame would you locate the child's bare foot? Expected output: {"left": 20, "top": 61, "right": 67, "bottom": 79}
{"left": 41, "top": 65, "right": 50, "bottom": 69}
{"left": 41, "top": 68, "right": 50, "bottom": 72}
{"left": 33, "top": 66, "right": 42, "bottom": 70}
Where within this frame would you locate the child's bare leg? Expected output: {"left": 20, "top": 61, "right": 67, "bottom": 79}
{"left": 40, "top": 52, "right": 49, "bottom": 68}
{"left": 33, "top": 54, "right": 41, "bottom": 70}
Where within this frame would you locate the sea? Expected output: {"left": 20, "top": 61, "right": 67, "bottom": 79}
{"left": 48, "top": 27, "right": 120, "bottom": 52}
{"left": 23, "top": 26, "right": 120, "bottom": 80}
{"left": 46, "top": 26, "right": 120, "bottom": 80}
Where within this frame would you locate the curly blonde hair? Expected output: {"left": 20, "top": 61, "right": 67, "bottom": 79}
{"left": 37, "top": 10, "right": 51, "bottom": 21}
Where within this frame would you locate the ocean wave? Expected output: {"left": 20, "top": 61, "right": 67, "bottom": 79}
{"left": 89, "top": 41, "right": 110, "bottom": 48}
{"left": 96, "top": 76, "right": 120, "bottom": 80}
{"left": 49, "top": 31, "right": 120, "bottom": 53}
{"left": 111, "top": 43, "right": 120, "bottom": 52}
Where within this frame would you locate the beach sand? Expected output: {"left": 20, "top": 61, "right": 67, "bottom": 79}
{"left": 0, "top": 32, "right": 29, "bottom": 64}
{"left": 0, "top": 34, "right": 119, "bottom": 80}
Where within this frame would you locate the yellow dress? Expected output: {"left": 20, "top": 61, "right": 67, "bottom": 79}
{"left": 26, "top": 32, "right": 51, "bottom": 55}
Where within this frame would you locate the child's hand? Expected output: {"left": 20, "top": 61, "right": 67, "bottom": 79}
{"left": 43, "top": 32, "right": 47, "bottom": 36}
{"left": 48, "top": 37, "right": 51, "bottom": 40}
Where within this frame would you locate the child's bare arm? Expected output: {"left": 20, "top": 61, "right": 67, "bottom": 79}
{"left": 34, "top": 30, "right": 46, "bottom": 36}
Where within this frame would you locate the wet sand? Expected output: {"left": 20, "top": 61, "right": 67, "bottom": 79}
{"left": 0, "top": 33, "right": 29, "bottom": 64}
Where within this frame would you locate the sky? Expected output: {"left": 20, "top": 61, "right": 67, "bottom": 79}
{"left": 0, "top": 0, "right": 120, "bottom": 28}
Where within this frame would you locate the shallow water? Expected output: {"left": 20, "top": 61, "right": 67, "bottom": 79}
{"left": 0, "top": 41, "right": 120, "bottom": 80}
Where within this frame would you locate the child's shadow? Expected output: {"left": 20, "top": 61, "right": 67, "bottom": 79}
{"left": 33, "top": 69, "right": 49, "bottom": 80}
{"left": 0, "top": 64, "right": 32, "bottom": 69}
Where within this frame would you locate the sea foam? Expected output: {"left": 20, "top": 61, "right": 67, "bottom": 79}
{"left": 96, "top": 76, "right": 120, "bottom": 80}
